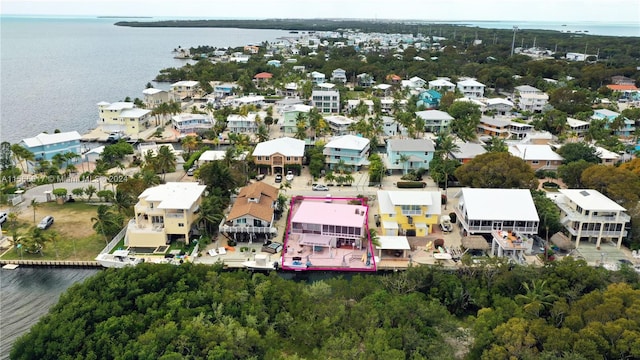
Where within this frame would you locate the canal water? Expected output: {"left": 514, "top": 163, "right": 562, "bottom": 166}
{"left": 0, "top": 267, "right": 99, "bottom": 359}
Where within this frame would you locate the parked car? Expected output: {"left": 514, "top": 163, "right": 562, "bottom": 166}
{"left": 186, "top": 167, "right": 197, "bottom": 176}
{"left": 285, "top": 171, "right": 294, "bottom": 182}
{"left": 255, "top": 174, "right": 265, "bottom": 181}
{"left": 0, "top": 212, "right": 7, "bottom": 225}
{"left": 312, "top": 184, "right": 329, "bottom": 191}
{"left": 37, "top": 216, "right": 54, "bottom": 230}
{"left": 275, "top": 174, "right": 282, "bottom": 183}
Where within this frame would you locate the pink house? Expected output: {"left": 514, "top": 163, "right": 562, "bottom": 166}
{"left": 281, "top": 196, "right": 376, "bottom": 271}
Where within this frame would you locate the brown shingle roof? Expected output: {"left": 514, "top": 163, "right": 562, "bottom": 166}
{"left": 227, "top": 182, "right": 279, "bottom": 222}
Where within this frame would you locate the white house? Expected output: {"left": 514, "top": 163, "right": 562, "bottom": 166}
{"left": 514, "top": 85, "right": 549, "bottom": 112}
{"left": 227, "top": 113, "right": 258, "bottom": 134}
{"left": 455, "top": 188, "right": 539, "bottom": 236}
{"left": 311, "top": 88, "right": 340, "bottom": 114}
{"left": 428, "top": 78, "right": 455, "bottom": 93}
{"left": 456, "top": 79, "right": 486, "bottom": 99}
{"left": 415, "top": 110, "right": 454, "bottom": 133}
{"left": 324, "top": 115, "right": 356, "bottom": 136}
{"left": 551, "top": 189, "right": 629, "bottom": 249}
{"left": 171, "top": 113, "right": 214, "bottom": 136}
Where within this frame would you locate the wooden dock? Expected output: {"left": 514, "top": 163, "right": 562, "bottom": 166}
{"left": 0, "top": 259, "right": 102, "bottom": 268}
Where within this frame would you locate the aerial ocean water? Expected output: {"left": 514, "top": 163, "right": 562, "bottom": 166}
{"left": 0, "top": 16, "right": 637, "bottom": 144}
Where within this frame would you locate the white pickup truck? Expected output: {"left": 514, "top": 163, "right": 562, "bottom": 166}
{"left": 440, "top": 215, "right": 453, "bottom": 233}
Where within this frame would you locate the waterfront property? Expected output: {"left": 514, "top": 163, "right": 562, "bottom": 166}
{"left": 324, "top": 115, "right": 356, "bottom": 136}
{"left": 219, "top": 182, "right": 279, "bottom": 241}
{"left": 126, "top": 182, "right": 206, "bottom": 249}
{"left": 170, "top": 80, "right": 200, "bottom": 100}
{"left": 550, "top": 189, "right": 629, "bottom": 249}
{"left": 252, "top": 137, "right": 305, "bottom": 175}
{"left": 415, "top": 110, "right": 454, "bottom": 133}
{"left": 455, "top": 188, "right": 539, "bottom": 236}
{"left": 508, "top": 144, "right": 563, "bottom": 171}
{"left": 490, "top": 229, "right": 534, "bottom": 264}
{"left": 377, "top": 190, "right": 442, "bottom": 237}
{"left": 97, "top": 101, "right": 152, "bottom": 135}
{"left": 323, "top": 135, "right": 370, "bottom": 170}
{"left": 171, "top": 113, "right": 214, "bottom": 136}
{"left": 384, "top": 138, "right": 435, "bottom": 173}
{"left": 281, "top": 196, "right": 375, "bottom": 272}
{"left": 20, "top": 131, "right": 81, "bottom": 162}
{"left": 227, "top": 113, "right": 258, "bottom": 134}
{"left": 142, "top": 88, "right": 170, "bottom": 109}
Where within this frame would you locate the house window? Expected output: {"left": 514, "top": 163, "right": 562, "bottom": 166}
{"left": 335, "top": 156, "right": 340, "bottom": 159}
{"left": 287, "top": 157, "right": 291, "bottom": 161}
{"left": 178, "top": 223, "right": 184, "bottom": 227}
{"left": 265, "top": 156, "right": 270, "bottom": 161}
{"left": 532, "top": 160, "right": 539, "bottom": 164}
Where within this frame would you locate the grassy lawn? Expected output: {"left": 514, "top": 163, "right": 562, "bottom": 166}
{"left": 1, "top": 201, "right": 111, "bottom": 261}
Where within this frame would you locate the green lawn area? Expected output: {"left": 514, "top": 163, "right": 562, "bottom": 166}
{"left": 1, "top": 201, "right": 111, "bottom": 261}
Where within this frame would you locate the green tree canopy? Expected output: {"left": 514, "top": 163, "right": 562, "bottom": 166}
{"left": 556, "top": 142, "right": 601, "bottom": 164}
{"left": 454, "top": 152, "right": 537, "bottom": 189}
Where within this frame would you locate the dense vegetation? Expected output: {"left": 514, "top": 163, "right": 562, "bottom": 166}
{"left": 11, "top": 259, "right": 640, "bottom": 360}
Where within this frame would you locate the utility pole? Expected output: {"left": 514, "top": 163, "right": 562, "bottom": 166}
{"left": 510, "top": 26, "right": 518, "bottom": 56}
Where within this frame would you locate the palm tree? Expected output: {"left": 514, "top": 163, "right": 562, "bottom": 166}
{"left": 91, "top": 205, "right": 121, "bottom": 244}
{"left": 256, "top": 124, "right": 270, "bottom": 142}
{"left": 484, "top": 136, "right": 508, "bottom": 152}
{"left": 515, "top": 280, "right": 558, "bottom": 317}
{"left": 294, "top": 118, "right": 308, "bottom": 140}
{"left": 30, "top": 199, "right": 40, "bottom": 224}
{"left": 398, "top": 154, "right": 410, "bottom": 175}
{"left": 10, "top": 144, "right": 34, "bottom": 173}
{"left": 435, "top": 131, "right": 460, "bottom": 159}
{"left": 155, "top": 145, "right": 177, "bottom": 180}
{"left": 181, "top": 135, "right": 200, "bottom": 156}
{"left": 197, "top": 195, "right": 225, "bottom": 235}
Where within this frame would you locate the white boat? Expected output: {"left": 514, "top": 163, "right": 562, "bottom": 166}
{"left": 95, "top": 250, "right": 145, "bottom": 268}
{"left": 242, "top": 254, "right": 277, "bottom": 271}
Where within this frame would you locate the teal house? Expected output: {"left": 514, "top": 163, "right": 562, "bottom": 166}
{"left": 20, "top": 131, "right": 82, "bottom": 162}
{"left": 385, "top": 139, "right": 435, "bottom": 174}
{"left": 282, "top": 104, "right": 313, "bottom": 135}
{"left": 323, "top": 135, "right": 370, "bottom": 170}
{"left": 592, "top": 109, "right": 635, "bottom": 137}
{"left": 417, "top": 89, "right": 442, "bottom": 109}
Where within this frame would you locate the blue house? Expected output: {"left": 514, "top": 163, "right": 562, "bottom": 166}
{"left": 417, "top": 89, "right": 442, "bottom": 109}
{"left": 592, "top": 109, "right": 635, "bottom": 137}
{"left": 20, "top": 131, "right": 82, "bottom": 162}
{"left": 385, "top": 139, "right": 435, "bottom": 174}
{"left": 323, "top": 135, "right": 370, "bottom": 170}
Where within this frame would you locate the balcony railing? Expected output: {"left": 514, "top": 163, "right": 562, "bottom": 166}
{"left": 556, "top": 202, "right": 630, "bottom": 223}
{"left": 565, "top": 228, "right": 627, "bottom": 237}
{"left": 219, "top": 225, "right": 277, "bottom": 234}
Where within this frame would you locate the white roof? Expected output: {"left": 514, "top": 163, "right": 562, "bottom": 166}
{"left": 567, "top": 117, "right": 589, "bottom": 127}
{"left": 457, "top": 79, "right": 486, "bottom": 87}
{"left": 22, "top": 131, "right": 81, "bottom": 148}
{"left": 172, "top": 113, "right": 213, "bottom": 123}
{"left": 450, "top": 142, "right": 486, "bottom": 159}
{"left": 347, "top": 99, "right": 374, "bottom": 106}
{"left": 377, "top": 190, "right": 441, "bottom": 215}
{"left": 515, "top": 85, "right": 541, "bottom": 93}
{"left": 252, "top": 137, "right": 305, "bottom": 157}
{"left": 104, "top": 102, "right": 134, "bottom": 111}
{"left": 459, "top": 188, "right": 539, "bottom": 221}
{"left": 316, "top": 83, "right": 336, "bottom": 89}
{"left": 428, "top": 79, "right": 454, "bottom": 87}
{"left": 120, "top": 108, "right": 151, "bottom": 118}
{"left": 373, "top": 84, "right": 392, "bottom": 90}
{"left": 325, "top": 135, "right": 370, "bottom": 151}
{"left": 171, "top": 80, "right": 199, "bottom": 87}
{"left": 376, "top": 236, "right": 411, "bottom": 250}
{"left": 415, "top": 110, "right": 454, "bottom": 121}
{"left": 285, "top": 104, "right": 313, "bottom": 113}
{"left": 593, "top": 146, "right": 620, "bottom": 160}
{"left": 139, "top": 182, "right": 206, "bottom": 210}
{"left": 227, "top": 113, "right": 257, "bottom": 123}
{"left": 485, "top": 98, "right": 514, "bottom": 107}
{"left": 311, "top": 71, "right": 325, "bottom": 77}
{"left": 557, "top": 189, "right": 626, "bottom": 211}
{"left": 198, "top": 150, "right": 227, "bottom": 162}
{"left": 142, "top": 88, "right": 165, "bottom": 95}
{"left": 456, "top": 97, "right": 486, "bottom": 107}
{"left": 324, "top": 115, "right": 355, "bottom": 126}
{"left": 593, "top": 109, "right": 620, "bottom": 117}
{"left": 509, "top": 144, "right": 563, "bottom": 161}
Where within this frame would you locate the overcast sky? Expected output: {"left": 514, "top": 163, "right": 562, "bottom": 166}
{"left": 2, "top": 0, "right": 639, "bottom": 23}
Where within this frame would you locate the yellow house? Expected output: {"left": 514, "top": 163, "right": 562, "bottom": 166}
{"left": 97, "top": 101, "right": 152, "bottom": 136}
{"left": 126, "top": 182, "right": 206, "bottom": 248}
{"left": 377, "top": 190, "right": 442, "bottom": 237}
